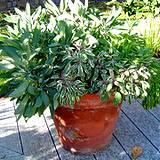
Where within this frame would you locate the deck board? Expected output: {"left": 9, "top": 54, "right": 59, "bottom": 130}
{"left": 114, "top": 110, "right": 160, "bottom": 160}
{"left": 0, "top": 98, "right": 22, "bottom": 154}
{"left": 0, "top": 146, "right": 24, "bottom": 160}
{"left": 93, "top": 136, "right": 131, "bottom": 160}
{"left": 122, "top": 101, "right": 160, "bottom": 153}
{"left": 13, "top": 102, "right": 59, "bottom": 160}
{"left": 148, "top": 105, "right": 160, "bottom": 122}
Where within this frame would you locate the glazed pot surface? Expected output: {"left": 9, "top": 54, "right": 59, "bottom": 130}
{"left": 54, "top": 94, "right": 121, "bottom": 154}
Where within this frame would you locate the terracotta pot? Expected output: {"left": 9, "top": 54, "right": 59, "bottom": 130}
{"left": 54, "top": 93, "right": 121, "bottom": 154}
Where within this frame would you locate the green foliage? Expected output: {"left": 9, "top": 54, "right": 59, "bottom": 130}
{"left": 0, "top": 70, "right": 16, "bottom": 97}
{"left": 102, "top": 0, "right": 160, "bottom": 19}
{"left": 0, "top": 0, "right": 159, "bottom": 120}
{"left": 0, "top": 12, "right": 13, "bottom": 96}
{"left": 142, "top": 60, "right": 160, "bottom": 109}
{"left": 133, "top": 17, "right": 160, "bottom": 56}
{"left": 119, "top": 0, "right": 160, "bottom": 17}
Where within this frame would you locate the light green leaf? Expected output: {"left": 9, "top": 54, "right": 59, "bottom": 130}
{"left": 60, "top": 0, "right": 68, "bottom": 12}
{"left": 0, "top": 60, "right": 15, "bottom": 70}
{"left": 25, "top": 3, "right": 31, "bottom": 16}
{"left": 135, "top": 86, "right": 140, "bottom": 96}
{"left": 113, "top": 92, "right": 122, "bottom": 106}
{"left": 32, "top": 6, "right": 42, "bottom": 21}
{"left": 106, "top": 83, "right": 112, "bottom": 92}
{"left": 15, "top": 7, "right": 28, "bottom": 22}
{"left": 45, "top": 0, "right": 60, "bottom": 16}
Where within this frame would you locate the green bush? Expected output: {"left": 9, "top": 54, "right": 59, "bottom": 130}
{"left": 0, "top": 0, "right": 159, "bottom": 120}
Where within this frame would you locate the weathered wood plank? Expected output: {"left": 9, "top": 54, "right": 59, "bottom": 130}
{"left": 0, "top": 98, "right": 22, "bottom": 154}
{"left": 15, "top": 104, "right": 59, "bottom": 160}
{"left": 114, "top": 110, "right": 160, "bottom": 160}
{"left": 43, "top": 109, "right": 96, "bottom": 160}
{"left": 122, "top": 101, "right": 160, "bottom": 152}
{"left": 0, "top": 146, "right": 24, "bottom": 160}
{"left": 94, "top": 136, "right": 131, "bottom": 160}
{"left": 147, "top": 105, "right": 160, "bottom": 122}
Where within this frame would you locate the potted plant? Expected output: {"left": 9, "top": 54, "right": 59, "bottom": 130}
{"left": 0, "top": 0, "right": 160, "bottom": 154}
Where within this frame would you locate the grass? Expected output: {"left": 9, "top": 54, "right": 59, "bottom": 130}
{"left": 133, "top": 16, "right": 160, "bottom": 57}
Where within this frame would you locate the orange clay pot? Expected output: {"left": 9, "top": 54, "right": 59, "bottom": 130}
{"left": 54, "top": 93, "right": 121, "bottom": 154}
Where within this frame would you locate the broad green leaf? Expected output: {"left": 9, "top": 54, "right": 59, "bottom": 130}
{"left": 24, "top": 105, "right": 36, "bottom": 118}
{"left": 15, "top": 95, "right": 28, "bottom": 120}
{"left": 101, "top": 93, "right": 109, "bottom": 102}
{"left": 53, "top": 100, "right": 58, "bottom": 110}
{"left": 27, "top": 85, "right": 36, "bottom": 95}
{"left": 41, "top": 91, "right": 49, "bottom": 107}
{"left": 3, "top": 46, "right": 21, "bottom": 62}
{"left": 37, "top": 106, "right": 46, "bottom": 117}
{"left": 32, "top": 28, "right": 41, "bottom": 49}
{"left": 35, "top": 95, "right": 42, "bottom": 108}
{"left": 113, "top": 92, "right": 122, "bottom": 106}
{"left": 10, "top": 81, "right": 29, "bottom": 98}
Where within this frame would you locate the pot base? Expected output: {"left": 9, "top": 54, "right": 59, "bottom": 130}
{"left": 62, "top": 134, "right": 112, "bottom": 154}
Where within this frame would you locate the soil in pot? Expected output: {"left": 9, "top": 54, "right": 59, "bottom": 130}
{"left": 54, "top": 93, "right": 121, "bottom": 154}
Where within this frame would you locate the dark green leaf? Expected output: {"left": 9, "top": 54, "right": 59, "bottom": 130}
{"left": 41, "top": 91, "right": 49, "bottom": 107}
{"left": 10, "top": 81, "right": 29, "bottom": 98}
{"left": 35, "top": 95, "right": 42, "bottom": 108}
{"left": 101, "top": 93, "right": 109, "bottom": 102}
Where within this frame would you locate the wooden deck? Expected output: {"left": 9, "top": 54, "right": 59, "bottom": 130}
{"left": 0, "top": 98, "right": 160, "bottom": 160}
